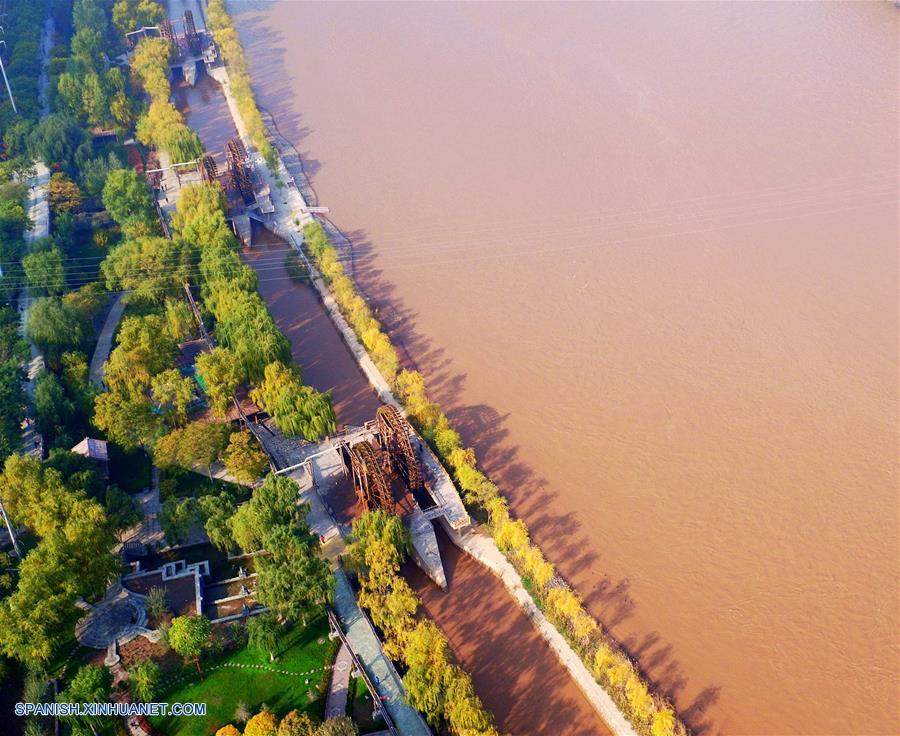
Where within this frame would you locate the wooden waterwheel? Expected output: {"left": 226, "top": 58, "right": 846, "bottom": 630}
{"left": 349, "top": 441, "right": 393, "bottom": 513}
{"left": 376, "top": 404, "right": 423, "bottom": 494}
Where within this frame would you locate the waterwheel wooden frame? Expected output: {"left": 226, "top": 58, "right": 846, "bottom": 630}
{"left": 376, "top": 404, "right": 424, "bottom": 494}
{"left": 350, "top": 441, "right": 393, "bottom": 513}
{"left": 198, "top": 154, "right": 218, "bottom": 183}
{"left": 226, "top": 138, "right": 254, "bottom": 204}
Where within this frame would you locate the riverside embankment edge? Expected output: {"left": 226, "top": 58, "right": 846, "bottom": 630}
{"left": 203, "top": 4, "right": 642, "bottom": 735}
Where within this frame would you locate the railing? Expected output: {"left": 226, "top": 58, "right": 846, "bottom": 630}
{"left": 326, "top": 607, "right": 399, "bottom": 736}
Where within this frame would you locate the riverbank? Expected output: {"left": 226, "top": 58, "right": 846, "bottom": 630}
{"left": 176, "top": 8, "right": 629, "bottom": 735}
{"left": 192, "top": 4, "right": 656, "bottom": 734}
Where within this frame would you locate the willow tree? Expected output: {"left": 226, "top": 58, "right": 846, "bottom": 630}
{"left": 250, "top": 361, "right": 336, "bottom": 440}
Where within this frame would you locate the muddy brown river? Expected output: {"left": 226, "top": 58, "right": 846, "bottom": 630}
{"left": 222, "top": 3, "right": 898, "bottom": 733}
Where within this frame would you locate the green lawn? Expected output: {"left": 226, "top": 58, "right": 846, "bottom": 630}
{"left": 150, "top": 616, "right": 337, "bottom": 736}
{"left": 349, "top": 676, "right": 386, "bottom": 734}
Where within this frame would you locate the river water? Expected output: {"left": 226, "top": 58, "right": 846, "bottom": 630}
{"left": 229, "top": 2, "right": 898, "bottom": 733}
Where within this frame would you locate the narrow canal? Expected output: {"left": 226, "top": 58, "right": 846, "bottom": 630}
{"left": 175, "top": 72, "right": 611, "bottom": 735}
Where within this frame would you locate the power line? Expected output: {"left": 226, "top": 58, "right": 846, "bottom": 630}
{"left": 5, "top": 194, "right": 893, "bottom": 297}
{"left": 2, "top": 179, "right": 894, "bottom": 283}
{"left": 0, "top": 166, "right": 895, "bottom": 271}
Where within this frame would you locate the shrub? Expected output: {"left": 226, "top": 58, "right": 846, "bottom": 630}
{"left": 244, "top": 710, "right": 278, "bottom": 736}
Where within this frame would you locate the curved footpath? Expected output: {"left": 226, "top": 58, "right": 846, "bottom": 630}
{"left": 89, "top": 294, "right": 126, "bottom": 388}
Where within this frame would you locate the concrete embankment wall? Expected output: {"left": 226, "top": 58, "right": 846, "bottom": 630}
{"left": 438, "top": 519, "right": 640, "bottom": 736}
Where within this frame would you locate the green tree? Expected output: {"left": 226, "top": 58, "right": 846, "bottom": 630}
{"left": 228, "top": 474, "right": 310, "bottom": 552}
{"left": 208, "top": 287, "right": 290, "bottom": 385}
{"left": 195, "top": 346, "right": 239, "bottom": 417}
{"left": 127, "top": 658, "right": 160, "bottom": 702}
{"left": 23, "top": 243, "right": 66, "bottom": 296}
{"left": 160, "top": 497, "right": 202, "bottom": 545}
{"left": 112, "top": 0, "right": 165, "bottom": 39}
{"left": 26, "top": 297, "right": 84, "bottom": 366}
{"left": 151, "top": 368, "right": 195, "bottom": 428}
{"left": 34, "top": 370, "right": 75, "bottom": 446}
{"left": 60, "top": 351, "right": 95, "bottom": 420}
{"left": 0, "top": 496, "right": 118, "bottom": 664}
{"left": 71, "top": 27, "right": 104, "bottom": 73}
{"left": 277, "top": 710, "right": 317, "bottom": 736}
{"left": 402, "top": 621, "right": 451, "bottom": 727}
{"left": 198, "top": 492, "right": 236, "bottom": 552}
{"left": 64, "top": 282, "right": 107, "bottom": 326}
{"left": 105, "top": 67, "right": 135, "bottom": 130}
{"left": 0, "top": 305, "right": 28, "bottom": 363}
{"left": 101, "top": 168, "right": 159, "bottom": 238}
{"left": 164, "top": 297, "right": 195, "bottom": 342}
{"left": 93, "top": 391, "right": 161, "bottom": 450}
{"left": 59, "top": 665, "right": 112, "bottom": 734}
{"left": 314, "top": 716, "right": 358, "bottom": 736}
{"left": 0, "top": 549, "right": 12, "bottom": 593}
{"left": 0, "top": 361, "right": 26, "bottom": 465}
{"left": 57, "top": 70, "right": 84, "bottom": 119}
{"left": 224, "top": 430, "right": 268, "bottom": 484}
{"left": 168, "top": 615, "right": 212, "bottom": 677}
{"left": 104, "top": 485, "right": 141, "bottom": 533}
{"left": 347, "top": 510, "right": 411, "bottom": 573}
{"left": 256, "top": 543, "right": 333, "bottom": 625}
{"left": 29, "top": 114, "right": 86, "bottom": 174}
{"left": 102, "top": 236, "right": 192, "bottom": 302}
{"left": 250, "top": 361, "right": 336, "bottom": 440}
{"left": 186, "top": 421, "right": 231, "bottom": 477}
{"left": 103, "top": 314, "right": 177, "bottom": 399}
{"left": 247, "top": 611, "right": 281, "bottom": 662}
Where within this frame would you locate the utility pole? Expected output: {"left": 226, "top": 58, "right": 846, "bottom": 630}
{"left": 0, "top": 494, "right": 21, "bottom": 559}
{"left": 0, "top": 35, "right": 18, "bottom": 115}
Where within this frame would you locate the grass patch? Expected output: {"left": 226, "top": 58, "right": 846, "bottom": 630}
{"left": 349, "top": 676, "right": 385, "bottom": 734}
{"left": 519, "top": 573, "right": 545, "bottom": 612}
{"left": 150, "top": 616, "right": 337, "bottom": 736}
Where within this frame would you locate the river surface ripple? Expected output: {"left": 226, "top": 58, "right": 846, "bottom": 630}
{"left": 229, "top": 3, "right": 899, "bottom": 733}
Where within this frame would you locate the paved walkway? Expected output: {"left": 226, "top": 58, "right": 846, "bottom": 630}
{"left": 38, "top": 16, "right": 53, "bottom": 116}
{"left": 19, "top": 162, "right": 50, "bottom": 389}
{"left": 89, "top": 293, "right": 126, "bottom": 387}
{"left": 122, "top": 467, "right": 166, "bottom": 551}
{"left": 325, "top": 642, "right": 352, "bottom": 719}
{"left": 275, "top": 460, "right": 425, "bottom": 734}
{"left": 17, "top": 162, "right": 51, "bottom": 458}
{"left": 332, "top": 570, "right": 431, "bottom": 736}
